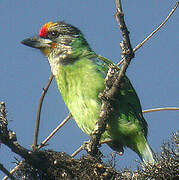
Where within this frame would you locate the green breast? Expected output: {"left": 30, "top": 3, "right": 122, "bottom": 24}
{"left": 55, "top": 57, "right": 148, "bottom": 145}
{"left": 55, "top": 57, "right": 107, "bottom": 136}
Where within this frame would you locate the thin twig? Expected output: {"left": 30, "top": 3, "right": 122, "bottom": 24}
{"left": 37, "top": 113, "right": 72, "bottom": 150}
{"left": 117, "top": 2, "right": 179, "bottom": 66}
{"left": 143, "top": 107, "right": 179, "bottom": 114}
{"left": 71, "top": 139, "right": 113, "bottom": 157}
{"left": 0, "top": 163, "right": 17, "bottom": 180}
{"left": 133, "top": 1, "right": 179, "bottom": 52}
{"left": 71, "top": 142, "right": 87, "bottom": 157}
{"left": 32, "top": 74, "right": 54, "bottom": 151}
{"left": 2, "top": 162, "right": 23, "bottom": 180}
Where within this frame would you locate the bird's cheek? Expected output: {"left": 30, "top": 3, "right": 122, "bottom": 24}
{"left": 40, "top": 48, "right": 51, "bottom": 57}
{"left": 51, "top": 42, "right": 57, "bottom": 49}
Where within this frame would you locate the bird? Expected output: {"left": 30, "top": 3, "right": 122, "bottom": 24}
{"left": 21, "top": 21, "right": 155, "bottom": 164}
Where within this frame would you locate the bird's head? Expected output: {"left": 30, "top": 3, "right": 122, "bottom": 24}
{"left": 21, "top": 21, "right": 93, "bottom": 61}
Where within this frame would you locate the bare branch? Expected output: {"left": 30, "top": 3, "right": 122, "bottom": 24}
{"left": 143, "top": 107, "right": 179, "bottom": 114}
{"left": 71, "top": 139, "right": 113, "bottom": 158}
{"left": 133, "top": 1, "right": 179, "bottom": 52}
{"left": 37, "top": 113, "right": 72, "bottom": 150}
{"left": 86, "top": 0, "right": 135, "bottom": 157}
{"left": 2, "top": 162, "right": 23, "bottom": 180}
{"left": 117, "top": 2, "right": 179, "bottom": 66}
{"left": 71, "top": 142, "right": 88, "bottom": 157}
{"left": 0, "top": 163, "right": 17, "bottom": 180}
{"left": 0, "top": 103, "right": 44, "bottom": 168}
{"left": 32, "top": 74, "right": 54, "bottom": 151}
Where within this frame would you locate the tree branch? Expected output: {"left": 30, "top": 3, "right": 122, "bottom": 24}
{"left": 86, "top": 0, "right": 134, "bottom": 157}
{"left": 142, "top": 107, "right": 179, "bottom": 114}
{"left": 32, "top": 74, "right": 53, "bottom": 151}
{"left": 37, "top": 113, "right": 72, "bottom": 150}
{"left": 133, "top": 1, "right": 179, "bottom": 52}
{"left": 0, "top": 163, "right": 17, "bottom": 180}
{"left": 2, "top": 162, "right": 23, "bottom": 180}
{"left": 0, "top": 102, "right": 55, "bottom": 177}
{"left": 117, "top": 1, "right": 179, "bottom": 66}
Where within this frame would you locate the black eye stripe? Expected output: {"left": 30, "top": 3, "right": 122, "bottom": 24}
{"left": 47, "top": 30, "right": 59, "bottom": 39}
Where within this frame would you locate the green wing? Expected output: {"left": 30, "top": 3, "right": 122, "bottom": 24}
{"left": 94, "top": 56, "right": 148, "bottom": 137}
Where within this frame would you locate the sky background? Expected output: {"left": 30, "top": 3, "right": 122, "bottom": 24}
{"left": 0, "top": 0, "right": 178, "bottom": 178}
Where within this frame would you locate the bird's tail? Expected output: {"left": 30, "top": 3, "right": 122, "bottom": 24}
{"left": 130, "top": 134, "right": 155, "bottom": 164}
{"left": 139, "top": 142, "right": 155, "bottom": 164}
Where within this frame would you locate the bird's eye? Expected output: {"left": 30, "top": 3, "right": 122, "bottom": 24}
{"left": 47, "top": 30, "right": 59, "bottom": 39}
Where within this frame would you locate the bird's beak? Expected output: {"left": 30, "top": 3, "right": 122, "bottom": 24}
{"left": 21, "top": 36, "right": 52, "bottom": 49}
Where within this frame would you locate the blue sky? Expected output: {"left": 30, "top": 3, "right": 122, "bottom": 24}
{"left": 0, "top": 0, "right": 178, "bottom": 178}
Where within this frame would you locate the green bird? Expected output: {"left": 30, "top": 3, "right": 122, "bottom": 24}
{"left": 21, "top": 21, "right": 155, "bottom": 164}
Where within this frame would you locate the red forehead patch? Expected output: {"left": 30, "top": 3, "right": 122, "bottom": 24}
{"left": 39, "top": 22, "right": 54, "bottom": 37}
